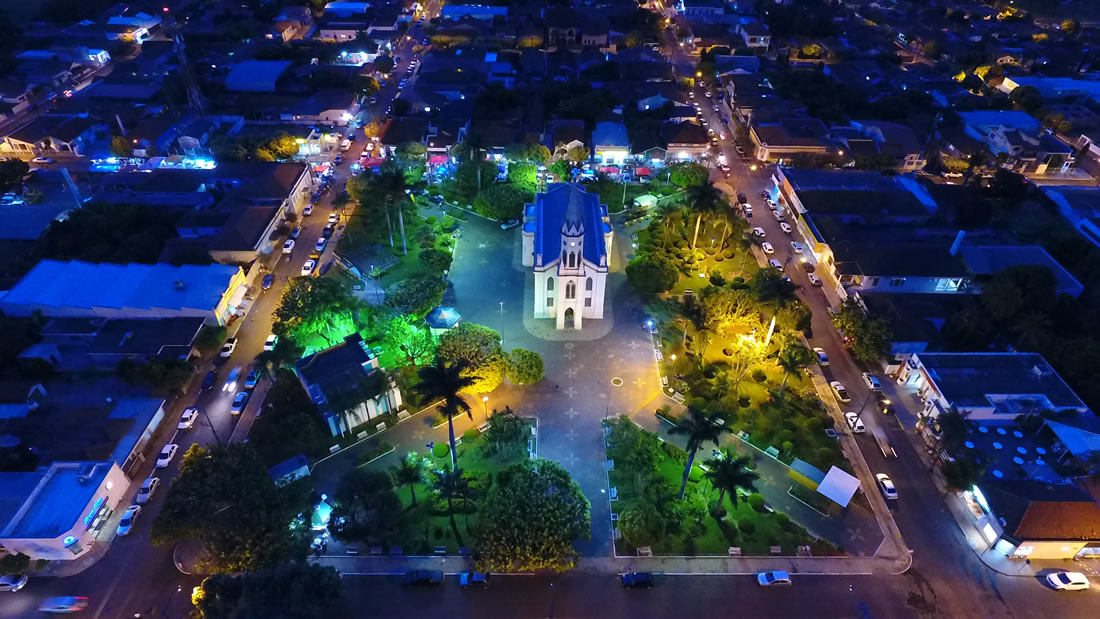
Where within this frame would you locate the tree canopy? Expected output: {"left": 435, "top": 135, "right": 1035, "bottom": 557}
{"left": 832, "top": 299, "right": 892, "bottom": 363}
{"left": 151, "top": 443, "right": 310, "bottom": 574}
{"left": 667, "top": 161, "right": 709, "bottom": 188}
{"left": 191, "top": 563, "right": 344, "bottom": 619}
{"left": 473, "top": 460, "right": 590, "bottom": 572}
{"left": 384, "top": 272, "right": 446, "bottom": 317}
{"left": 473, "top": 183, "right": 530, "bottom": 220}
{"left": 273, "top": 276, "right": 361, "bottom": 345}
{"left": 248, "top": 370, "right": 331, "bottom": 466}
{"left": 506, "top": 348, "right": 544, "bottom": 384}
{"left": 626, "top": 253, "right": 679, "bottom": 294}
{"left": 436, "top": 323, "right": 507, "bottom": 393}
{"left": 39, "top": 202, "right": 197, "bottom": 266}
{"left": 329, "top": 468, "right": 403, "bottom": 543}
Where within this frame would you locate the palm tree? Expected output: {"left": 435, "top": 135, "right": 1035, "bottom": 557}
{"left": 376, "top": 161, "right": 410, "bottom": 255}
{"left": 668, "top": 407, "right": 732, "bottom": 499}
{"left": 391, "top": 453, "right": 425, "bottom": 506}
{"left": 685, "top": 182, "right": 725, "bottom": 250}
{"left": 703, "top": 449, "right": 759, "bottom": 511}
{"left": 432, "top": 469, "right": 468, "bottom": 547}
{"left": 775, "top": 341, "right": 815, "bottom": 396}
{"left": 931, "top": 407, "right": 970, "bottom": 471}
{"left": 412, "top": 357, "right": 474, "bottom": 474}
{"left": 1011, "top": 310, "right": 1052, "bottom": 351}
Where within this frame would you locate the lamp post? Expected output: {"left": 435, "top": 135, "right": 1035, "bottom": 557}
{"left": 482, "top": 396, "right": 489, "bottom": 421}
{"left": 498, "top": 299, "right": 504, "bottom": 345}
{"left": 201, "top": 407, "right": 224, "bottom": 446}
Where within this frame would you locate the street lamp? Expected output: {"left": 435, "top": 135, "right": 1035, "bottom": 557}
{"left": 482, "top": 396, "right": 489, "bottom": 421}
{"left": 670, "top": 354, "right": 677, "bottom": 361}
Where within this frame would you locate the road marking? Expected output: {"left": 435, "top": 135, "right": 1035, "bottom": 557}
{"left": 563, "top": 351, "right": 576, "bottom": 360}
{"left": 565, "top": 407, "right": 580, "bottom": 419}
{"left": 627, "top": 340, "right": 641, "bottom": 351}
{"left": 564, "top": 387, "right": 578, "bottom": 398}
{"left": 633, "top": 378, "right": 646, "bottom": 388}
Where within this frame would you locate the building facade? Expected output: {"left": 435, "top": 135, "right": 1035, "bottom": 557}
{"left": 523, "top": 184, "right": 613, "bottom": 329}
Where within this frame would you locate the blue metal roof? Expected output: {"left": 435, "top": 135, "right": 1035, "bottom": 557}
{"left": 532, "top": 184, "right": 608, "bottom": 268}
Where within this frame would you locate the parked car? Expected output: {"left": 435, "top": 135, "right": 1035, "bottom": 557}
{"left": 830, "top": 381, "right": 850, "bottom": 403}
{"left": 0, "top": 573, "right": 28, "bottom": 592}
{"left": 878, "top": 395, "right": 894, "bottom": 415}
{"left": 301, "top": 259, "right": 317, "bottom": 277}
{"left": 876, "top": 473, "right": 898, "bottom": 500}
{"left": 31, "top": 157, "right": 56, "bottom": 164}
{"left": 772, "top": 209, "right": 785, "bottom": 221}
{"left": 224, "top": 366, "right": 241, "bottom": 391}
{"left": 282, "top": 239, "right": 295, "bottom": 254}
{"left": 429, "top": 194, "right": 444, "bottom": 204}
{"left": 752, "top": 226, "right": 766, "bottom": 238}
{"left": 761, "top": 242, "right": 774, "bottom": 254}
{"left": 244, "top": 367, "right": 262, "bottom": 389}
{"left": 155, "top": 444, "right": 178, "bottom": 468}
{"left": 328, "top": 213, "right": 340, "bottom": 224}
{"left": 178, "top": 408, "right": 199, "bottom": 430}
{"left": 500, "top": 218, "right": 521, "bottom": 230}
{"left": 322, "top": 223, "right": 335, "bottom": 239}
{"left": 402, "top": 570, "right": 444, "bottom": 586}
{"left": 742, "top": 204, "right": 752, "bottom": 217}
{"left": 134, "top": 477, "right": 160, "bottom": 504}
{"left": 231, "top": 391, "right": 250, "bottom": 414}
{"left": 38, "top": 596, "right": 89, "bottom": 613}
{"left": 813, "top": 347, "right": 829, "bottom": 366}
{"left": 116, "top": 505, "right": 141, "bottom": 536}
{"left": 845, "top": 412, "right": 866, "bottom": 434}
{"left": 315, "top": 238, "right": 327, "bottom": 252}
{"left": 757, "top": 570, "right": 791, "bottom": 586}
{"left": 261, "top": 273, "right": 275, "bottom": 290}
{"left": 768, "top": 258, "right": 783, "bottom": 270}
{"left": 779, "top": 222, "right": 792, "bottom": 234}
{"left": 807, "top": 273, "right": 822, "bottom": 286}
{"left": 862, "top": 372, "right": 882, "bottom": 391}
{"left": 1047, "top": 571, "right": 1090, "bottom": 591}
{"left": 264, "top": 334, "right": 278, "bottom": 352}
{"left": 201, "top": 370, "right": 217, "bottom": 391}
{"left": 790, "top": 241, "right": 805, "bottom": 253}
{"left": 621, "top": 572, "right": 654, "bottom": 588}
{"left": 458, "top": 572, "right": 489, "bottom": 589}
{"left": 219, "top": 338, "right": 237, "bottom": 358}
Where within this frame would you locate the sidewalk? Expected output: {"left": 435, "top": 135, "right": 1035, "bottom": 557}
{"left": 314, "top": 552, "right": 894, "bottom": 576}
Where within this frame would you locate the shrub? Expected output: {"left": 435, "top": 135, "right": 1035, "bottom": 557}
{"left": 776, "top": 513, "right": 792, "bottom": 531}
{"left": 462, "top": 428, "right": 479, "bottom": 442}
{"left": 722, "top": 249, "right": 735, "bottom": 259}
{"left": 359, "top": 441, "right": 394, "bottom": 465}
{"left": 432, "top": 442, "right": 451, "bottom": 459}
{"left": 505, "top": 348, "right": 544, "bottom": 384}
{"left": 738, "top": 518, "right": 755, "bottom": 534}
{"left": 619, "top": 501, "right": 664, "bottom": 548}
{"left": 419, "top": 248, "right": 453, "bottom": 273}
{"left": 739, "top": 396, "right": 751, "bottom": 409}
{"left": 709, "top": 507, "right": 727, "bottom": 520}
{"left": 660, "top": 441, "right": 688, "bottom": 465}
{"left": 752, "top": 369, "right": 767, "bottom": 382}
{"left": 815, "top": 447, "right": 837, "bottom": 468}
{"left": 748, "top": 493, "right": 766, "bottom": 512}
{"left": 426, "top": 215, "right": 438, "bottom": 225}
{"left": 709, "top": 273, "right": 726, "bottom": 286}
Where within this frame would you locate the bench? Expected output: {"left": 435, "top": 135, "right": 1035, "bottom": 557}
{"left": 770, "top": 546, "right": 783, "bottom": 555}
{"left": 610, "top": 513, "right": 619, "bottom": 522}
{"left": 478, "top": 422, "right": 491, "bottom": 433}
{"left": 434, "top": 546, "right": 447, "bottom": 555}
{"left": 357, "top": 431, "right": 369, "bottom": 440}
{"left": 328, "top": 445, "right": 340, "bottom": 454}
{"left": 654, "top": 349, "right": 663, "bottom": 361}
{"left": 606, "top": 459, "right": 614, "bottom": 471}
{"left": 530, "top": 425, "right": 537, "bottom": 437}
{"left": 614, "top": 527, "right": 623, "bottom": 540}
{"left": 345, "top": 547, "right": 359, "bottom": 555}
{"left": 375, "top": 421, "right": 387, "bottom": 432}
{"left": 661, "top": 376, "right": 668, "bottom": 387}
{"left": 764, "top": 446, "right": 781, "bottom": 459}
{"left": 454, "top": 437, "right": 462, "bottom": 446}
{"left": 609, "top": 487, "right": 618, "bottom": 501}
{"left": 637, "top": 547, "right": 653, "bottom": 557}
{"left": 397, "top": 411, "right": 411, "bottom": 421}
{"left": 728, "top": 547, "right": 742, "bottom": 557}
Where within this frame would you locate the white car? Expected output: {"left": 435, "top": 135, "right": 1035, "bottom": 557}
{"left": 302, "top": 204, "right": 314, "bottom": 216}
{"left": 116, "top": 505, "right": 141, "bottom": 536}
{"left": 264, "top": 334, "right": 278, "bottom": 351}
{"left": 155, "top": 444, "right": 178, "bottom": 468}
{"left": 813, "top": 347, "right": 829, "bottom": 366}
{"left": 773, "top": 209, "right": 785, "bottom": 221}
{"left": 752, "top": 226, "right": 766, "bottom": 238}
{"left": 742, "top": 204, "right": 752, "bottom": 217}
{"left": 757, "top": 570, "right": 791, "bottom": 586}
{"left": 876, "top": 473, "right": 898, "bottom": 500}
{"left": 1047, "top": 571, "right": 1090, "bottom": 591}
{"left": 315, "top": 238, "right": 327, "bottom": 252}
{"left": 761, "top": 242, "right": 774, "bottom": 254}
{"left": 178, "top": 407, "right": 199, "bottom": 430}
{"left": 768, "top": 258, "right": 783, "bottom": 270}
{"left": 807, "top": 273, "right": 822, "bottom": 287}
{"left": 219, "top": 338, "right": 237, "bottom": 358}
{"left": 779, "top": 222, "right": 792, "bottom": 234}
{"left": 31, "top": 157, "right": 55, "bottom": 164}
{"left": 0, "top": 574, "right": 28, "bottom": 592}
{"left": 301, "top": 259, "right": 317, "bottom": 277}
{"left": 790, "top": 241, "right": 805, "bottom": 253}
{"left": 328, "top": 213, "right": 340, "bottom": 224}
{"left": 282, "top": 239, "right": 295, "bottom": 254}
{"left": 862, "top": 372, "right": 882, "bottom": 391}
{"left": 845, "top": 412, "right": 866, "bottom": 434}
{"left": 134, "top": 477, "right": 160, "bottom": 504}
{"left": 830, "top": 381, "right": 850, "bottom": 403}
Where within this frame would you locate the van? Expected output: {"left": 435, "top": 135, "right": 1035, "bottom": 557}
{"left": 340, "top": 139, "right": 352, "bottom": 152}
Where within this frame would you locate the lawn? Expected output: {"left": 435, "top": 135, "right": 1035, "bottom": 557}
{"left": 607, "top": 428, "right": 839, "bottom": 556}
{"left": 591, "top": 180, "right": 650, "bottom": 214}
{"left": 365, "top": 420, "right": 535, "bottom": 555}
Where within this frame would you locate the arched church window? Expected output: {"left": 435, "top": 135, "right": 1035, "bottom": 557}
{"left": 586, "top": 277, "right": 593, "bottom": 291}
{"left": 547, "top": 278, "right": 554, "bottom": 292}
{"left": 566, "top": 282, "right": 576, "bottom": 299}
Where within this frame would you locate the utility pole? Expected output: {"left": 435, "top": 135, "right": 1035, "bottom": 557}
{"left": 202, "top": 407, "right": 224, "bottom": 445}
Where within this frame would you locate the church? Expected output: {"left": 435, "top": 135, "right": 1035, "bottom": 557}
{"left": 522, "top": 184, "right": 614, "bottom": 329}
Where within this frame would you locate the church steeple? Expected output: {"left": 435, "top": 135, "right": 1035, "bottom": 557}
{"left": 559, "top": 187, "right": 585, "bottom": 271}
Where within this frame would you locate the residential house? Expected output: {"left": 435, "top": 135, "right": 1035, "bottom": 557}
{"left": 592, "top": 120, "right": 630, "bottom": 165}
{"left": 25, "top": 317, "right": 205, "bottom": 370}
{"left": 750, "top": 118, "right": 830, "bottom": 162}
{"left": 958, "top": 111, "right": 1074, "bottom": 176}
{"left": 1, "top": 115, "right": 105, "bottom": 158}
{"left": 737, "top": 21, "right": 771, "bottom": 49}
{"left": 1041, "top": 186, "right": 1100, "bottom": 248}
{"left": 663, "top": 122, "right": 710, "bottom": 161}
{"left": 848, "top": 120, "right": 926, "bottom": 171}
{"left": 295, "top": 333, "right": 404, "bottom": 437}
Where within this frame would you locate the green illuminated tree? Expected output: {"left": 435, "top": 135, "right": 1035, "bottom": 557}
{"left": 506, "top": 161, "right": 538, "bottom": 193}
{"left": 384, "top": 272, "right": 445, "bottom": 317}
{"left": 474, "top": 183, "right": 529, "bottom": 219}
{"left": 391, "top": 452, "right": 427, "bottom": 505}
{"left": 413, "top": 357, "right": 475, "bottom": 473}
{"left": 667, "top": 161, "right": 709, "bottom": 188}
{"left": 668, "top": 407, "right": 731, "bottom": 499}
{"left": 473, "top": 460, "right": 590, "bottom": 572}
{"left": 381, "top": 314, "right": 437, "bottom": 367}
{"left": 273, "top": 276, "right": 359, "bottom": 345}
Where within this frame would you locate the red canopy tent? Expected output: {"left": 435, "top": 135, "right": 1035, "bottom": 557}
{"left": 635, "top": 167, "right": 652, "bottom": 177}
{"left": 428, "top": 155, "right": 449, "bottom": 165}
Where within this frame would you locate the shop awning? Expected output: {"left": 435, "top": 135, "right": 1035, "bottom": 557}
{"left": 312, "top": 163, "right": 330, "bottom": 174}
{"left": 636, "top": 167, "right": 652, "bottom": 176}
{"left": 428, "top": 155, "right": 448, "bottom": 165}
{"left": 600, "top": 166, "right": 620, "bottom": 174}
{"left": 361, "top": 157, "right": 384, "bottom": 168}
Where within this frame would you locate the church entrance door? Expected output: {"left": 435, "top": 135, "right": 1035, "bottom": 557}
{"left": 564, "top": 308, "right": 575, "bottom": 329}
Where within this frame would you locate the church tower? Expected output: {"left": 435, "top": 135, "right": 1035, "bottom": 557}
{"left": 557, "top": 194, "right": 585, "bottom": 329}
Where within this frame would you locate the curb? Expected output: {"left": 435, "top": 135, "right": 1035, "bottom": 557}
{"left": 311, "top": 398, "right": 443, "bottom": 468}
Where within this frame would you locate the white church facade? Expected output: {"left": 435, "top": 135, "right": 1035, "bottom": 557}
{"left": 522, "top": 184, "right": 614, "bottom": 329}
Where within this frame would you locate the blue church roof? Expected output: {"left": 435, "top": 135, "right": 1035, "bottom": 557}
{"left": 532, "top": 184, "right": 609, "bottom": 267}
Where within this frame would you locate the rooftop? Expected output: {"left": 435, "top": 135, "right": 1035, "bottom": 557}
{"left": 295, "top": 334, "right": 380, "bottom": 413}
{"left": 981, "top": 480, "right": 1100, "bottom": 542}
{"left": 530, "top": 184, "right": 609, "bottom": 268}
{"left": 960, "top": 245, "right": 1083, "bottom": 298}
{"left": 3, "top": 462, "right": 109, "bottom": 539}
{"left": 224, "top": 60, "right": 292, "bottom": 93}
{"left": 917, "top": 352, "right": 1087, "bottom": 413}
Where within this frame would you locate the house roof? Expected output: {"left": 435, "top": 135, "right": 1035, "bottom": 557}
{"left": 959, "top": 245, "right": 1083, "bottom": 297}
{"left": 981, "top": 480, "right": 1100, "bottom": 542}
{"left": 915, "top": 352, "right": 1086, "bottom": 411}
{"left": 752, "top": 119, "right": 829, "bottom": 149}
{"left": 224, "top": 60, "right": 292, "bottom": 92}
{"left": 295, "top": 333, "right": 381, "bottom": 412}
{"left": 380, "top": 117, "right": 428, "bottom": 146}
{"left": 662, "top": 122, "right": 708, "bottom": 146}
{"left": 831, "top": 242, "right": 969, "bottom": 278}
{"left": 592, "top": 121, "right": 628, "bottom": 148}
